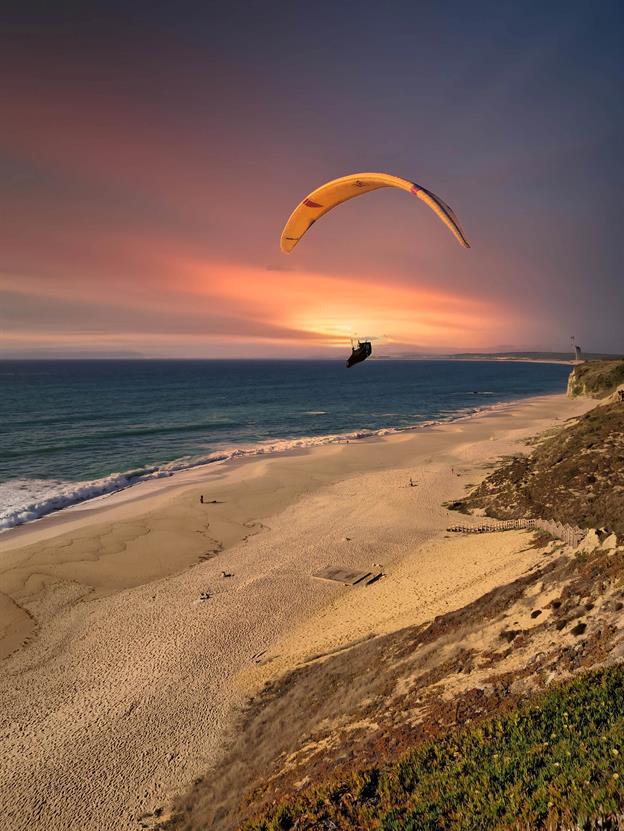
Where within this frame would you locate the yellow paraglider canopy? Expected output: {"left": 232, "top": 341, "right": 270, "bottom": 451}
{"left": 280, "top": 172, "right": 469, "bottom": 253}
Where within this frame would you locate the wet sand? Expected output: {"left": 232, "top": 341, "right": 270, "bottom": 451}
{"left": 0, "top": 393, "right": 592, "bottom": 830}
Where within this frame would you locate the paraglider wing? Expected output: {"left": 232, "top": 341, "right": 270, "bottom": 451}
{"left": 280, "top": 173, "right": 470, "bottom": 253}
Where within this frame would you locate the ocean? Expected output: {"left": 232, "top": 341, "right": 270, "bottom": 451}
{"left": 0, "top": 359, "right": 571, "bottom": 531}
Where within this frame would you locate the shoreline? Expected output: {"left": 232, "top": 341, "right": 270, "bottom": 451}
{"left": 374, "top": 357, "right": 578, "bottom": 365}
{"left": 0, "top": 392, "right": 594, "bottom": 831}
{"left": 1, "top": 390, "right": 563, "bottom": 538}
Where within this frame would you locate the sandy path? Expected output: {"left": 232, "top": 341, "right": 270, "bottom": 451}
{"left": 0, "top": 394, "right": 592, "bottom": 830}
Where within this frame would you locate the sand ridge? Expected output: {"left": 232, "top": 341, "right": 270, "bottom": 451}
{"left": 0, "top": 394, "right": 593, "bottom": 830}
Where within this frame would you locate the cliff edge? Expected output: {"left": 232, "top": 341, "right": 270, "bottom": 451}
{"left": 567, "top": 359, "right": 624, "bottom": 398}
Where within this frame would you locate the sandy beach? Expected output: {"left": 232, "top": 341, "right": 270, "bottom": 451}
{"left": 0, "top": 393, "right": 593, "bottom": 831}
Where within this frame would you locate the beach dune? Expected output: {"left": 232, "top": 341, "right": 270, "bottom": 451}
{"left": 0, "top": 394, "right": 592, "bottom": 831}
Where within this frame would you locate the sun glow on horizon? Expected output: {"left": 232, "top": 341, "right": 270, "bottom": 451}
{"left": 0, "top": 254, "right": 526, "bottom": 357}
{"left": 180, "top": 259, "right": 519, "bottom": 350}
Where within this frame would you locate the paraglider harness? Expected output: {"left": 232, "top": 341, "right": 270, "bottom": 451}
{"left": 346, "top": 340, "right": 372, "bottom": 368}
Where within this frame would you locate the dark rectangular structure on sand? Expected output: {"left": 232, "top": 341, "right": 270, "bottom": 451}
{"left": 312, "top": 566, "right": 382, "bottom": 586}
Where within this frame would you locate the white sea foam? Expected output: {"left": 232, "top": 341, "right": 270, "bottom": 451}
{"left": 0, "top": 399, "right": 514, "bottom": 533}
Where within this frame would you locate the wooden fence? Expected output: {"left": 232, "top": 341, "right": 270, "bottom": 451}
{"left": 447, "top": 517, "right": 586, "bottom": 549}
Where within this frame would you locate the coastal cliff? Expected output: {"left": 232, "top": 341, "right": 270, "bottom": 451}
{"left": 567, "top": 359, "right": 624, "bottom": 398}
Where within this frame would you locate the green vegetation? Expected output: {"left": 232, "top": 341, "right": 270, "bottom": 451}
{"left": 459, "top": 402, "right": 624, "bottom": 536}
{"left": 245, "top": 665, "right": 624, "bottom": 831}
{"left": 568, "top": 359, "right": 624, "bottom": 398}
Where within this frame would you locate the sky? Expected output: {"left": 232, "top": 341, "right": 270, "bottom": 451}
{"left": 1, "top": 0, "right": 623, "bottom": 358}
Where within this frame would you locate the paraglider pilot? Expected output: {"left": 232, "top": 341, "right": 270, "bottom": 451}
{"left": 347, "top": 340, "right": 372, "bottom": 368}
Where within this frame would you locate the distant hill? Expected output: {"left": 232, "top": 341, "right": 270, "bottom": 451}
{"left": 375, "top": 351, "right": 624, "bottom": 363}
{"left": 448, "top": 351, "right": 623, "bottom": 362}
{"left": 0, "top": 350, "right": 146, "bottom": 360}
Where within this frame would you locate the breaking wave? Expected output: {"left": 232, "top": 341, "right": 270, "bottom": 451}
{"left": 0, "top": 400, "right": 512, "bottom": 533}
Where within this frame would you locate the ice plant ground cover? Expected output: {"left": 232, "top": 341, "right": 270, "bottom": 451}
{"left": 245, "top": 664, "right": 624, "bottom": 831}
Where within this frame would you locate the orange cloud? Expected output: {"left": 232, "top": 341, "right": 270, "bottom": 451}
{"left": 2, "top": 212, "right": 525, "bottom": 356}
{"left": 179, "top": 260, "right": 518, "bottom": 349}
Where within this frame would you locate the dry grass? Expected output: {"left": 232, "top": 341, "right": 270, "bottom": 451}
{"left": 245, "top": 664, "right": 624, "bottom": 830}
{"left": 456, "top": 403, "right": 624, "bottom": 536}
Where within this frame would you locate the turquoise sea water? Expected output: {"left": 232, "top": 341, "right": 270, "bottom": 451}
{"left": 0, "top": 359, "right": 571, "bottom": 530}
